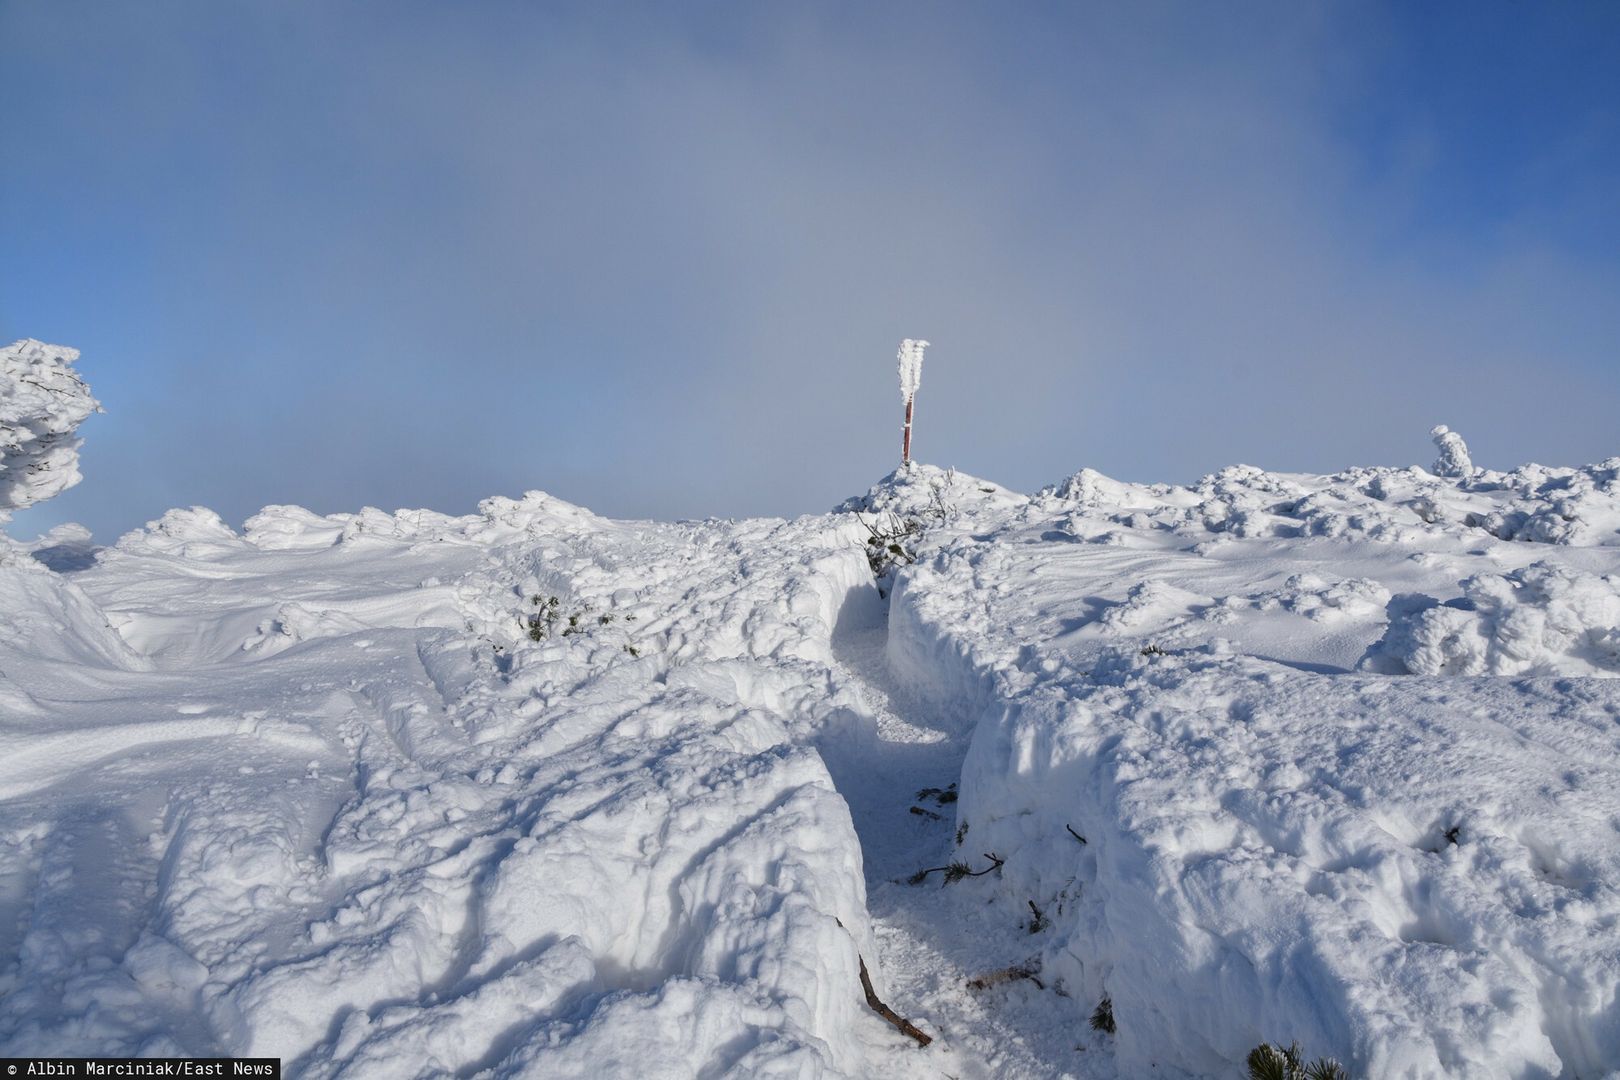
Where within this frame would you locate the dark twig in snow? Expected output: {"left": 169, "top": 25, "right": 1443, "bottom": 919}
{"left": 906, "top": 852, "right": 1004, "bottom": 886}
{"left": 859, "top": 956, "right": 932, "bottom": 1047}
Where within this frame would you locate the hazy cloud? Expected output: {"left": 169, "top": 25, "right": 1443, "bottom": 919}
{"left": 4, "top": 2, "right": 1617, "bottom": 538}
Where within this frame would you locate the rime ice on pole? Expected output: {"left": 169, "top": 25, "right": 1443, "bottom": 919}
{"left": 897, "top": 338, "right": 929, "bottom": 466}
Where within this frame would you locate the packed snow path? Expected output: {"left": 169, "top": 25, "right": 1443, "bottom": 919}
{"left": 7, "top": 452, "right": 1620, "bottom": 1077}
{"left": 823, "top": 608, "right": 1116, "bottom": 1080}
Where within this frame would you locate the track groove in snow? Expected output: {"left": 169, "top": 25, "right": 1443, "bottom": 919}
{"left": 823, "top": 611, "right": 1113, "bottom": 1079}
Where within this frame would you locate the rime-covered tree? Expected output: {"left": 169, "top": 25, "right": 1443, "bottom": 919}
{"left": 1430, "top": 424, "right": 1474, "bottom": 479}
{"left": 896, "top": 338, "right": 929, "bottom": 465}
{"left": 1, "top": 340, "right": 100, "bottom": 520}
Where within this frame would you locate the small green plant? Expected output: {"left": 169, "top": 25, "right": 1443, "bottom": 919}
{"left": 907, "top": 851, "right": 1003, "bottom": 886}
{"left": 523, "top": 595, "right": 563, "bottom": 640}
{"left": 521, "top": 595, "right": 636, "bottom": 654}
{"left": 1089, "top": 996, "right": 1115, "bottom": 1034}
{"left": 1139, "top": 643, "right": 1168, "bottom": 657}
{"left": 954, "top": 821, "right": 968, "bottom": 846}
{"left": 1247, "top": 1042, "right": 1348, "bottom": 1080}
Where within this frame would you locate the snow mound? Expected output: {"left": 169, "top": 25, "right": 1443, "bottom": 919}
{"left": 836, "top": 463, "right": 1026, "bottom": 519}
{"left": 0, "top": 339, "right": 100, "bottom": 515}
{"left": 0, "top": 541, "right": 147, "bottom": 674}
{"left": 1258, "top": 573, "right": 1391, "bottom": 623}
{"left": 1368, "top": 561, "right": 1620, "bottom": 677}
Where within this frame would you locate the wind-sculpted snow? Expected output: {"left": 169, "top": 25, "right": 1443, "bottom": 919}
{"left": 0, "top": 493, "right": 911, "bottom": 1076}
{"left": 881, "top": 455, "right": 1620, "bottom": 1078}
{"left": 0, "top": 340, "right": 100, "bottom": 516}
{"left": 1369, "top": 561, "right": 1620, "bottom": 677}
{"left": 1042, "top": 454, "right": 1620, "bottom": 548}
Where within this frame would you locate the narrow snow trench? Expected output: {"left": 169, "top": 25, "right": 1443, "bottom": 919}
{"left": 820, "top": 600, "right": 1115, "bottom": 1080}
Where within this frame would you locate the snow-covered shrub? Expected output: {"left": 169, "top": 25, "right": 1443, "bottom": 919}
{"left": 1367, "top": 561, "right": 1620, "bottom": 676}
{"left": 1430, "top": 424, "right": 1474, "bottom": 479}
{"left": 858, "top": 511, "right": 923, "bottom": 582}
{"left": 1247, "top": 1042, "right": 1349, "bottom": 1080}
{"left": 0, "top": 339, "right": 100, "bottom": 518}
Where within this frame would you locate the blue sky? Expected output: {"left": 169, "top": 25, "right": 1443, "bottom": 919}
{"left": 4, "top": 2, "right": 1618, "bottom": 539}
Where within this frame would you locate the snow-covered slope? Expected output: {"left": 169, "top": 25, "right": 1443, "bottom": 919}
{"left": 5, "top": 450, "right": 1620, "bottom": 1078}
{"left": 0, "top": 495, "right": 920, "bottom": 1076}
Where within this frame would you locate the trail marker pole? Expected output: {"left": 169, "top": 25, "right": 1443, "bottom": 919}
{"left": 897, "top": 338, "right": 929, "bottom": 466}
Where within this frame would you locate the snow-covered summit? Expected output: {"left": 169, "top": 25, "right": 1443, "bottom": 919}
{"left": 6, "top": 439, "right": 1620, "bottom": 1078}
{"left": 836, "top": 462, "right": 1026, "bottom": 519}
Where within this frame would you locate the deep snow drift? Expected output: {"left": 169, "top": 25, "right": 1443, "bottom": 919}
{"left": 882, "top": 457, "right": 1620, "bottom": 1078}
{"left": 4, "top": 440, "right": 1620, "bottom": 1078}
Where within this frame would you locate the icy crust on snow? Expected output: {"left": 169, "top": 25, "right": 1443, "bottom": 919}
{"left": 887, "top": 457, "right": 1620, "bottom": 1078}
{"left": 0, "top": 340, "right": 100, "bottom": 516}
{"left": 0, "top": 492, "right": 907, "bottom": 1076}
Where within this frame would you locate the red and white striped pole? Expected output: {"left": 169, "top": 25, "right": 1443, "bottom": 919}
{"left": 902, "top": 394, "right": 914, "bottom": 465}
{"left": 897, "top": 339, "right": 928, "bottom": 467}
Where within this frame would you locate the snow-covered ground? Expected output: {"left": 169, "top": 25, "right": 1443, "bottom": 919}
{"left": 4, "top": 441, "right": 1620, "bottom": 1077}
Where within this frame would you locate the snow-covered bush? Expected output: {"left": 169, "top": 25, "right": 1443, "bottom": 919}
{"left": 1366, "top": 561, "right": 1620, "bottom": 676}
{"left": 1430, "top": 424, "right": 1474, "bottom": 479}
{"left": 0, "top": 339, "right": 100, "bottom": 518}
